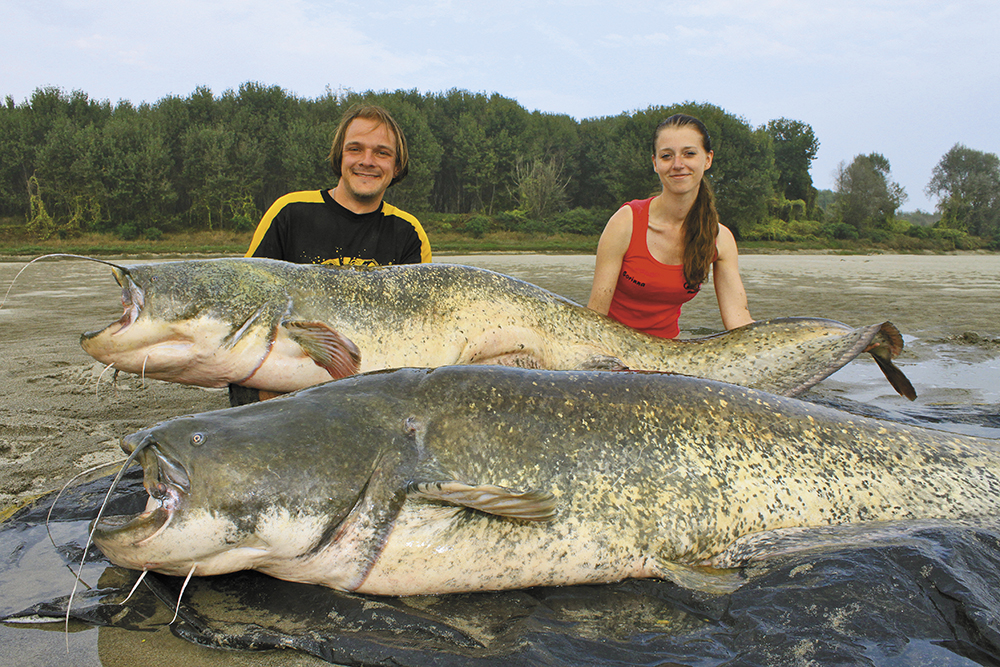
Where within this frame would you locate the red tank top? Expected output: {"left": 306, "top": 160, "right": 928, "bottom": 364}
{"left": 607, "top": 198, "right": 701, "bottom": 339}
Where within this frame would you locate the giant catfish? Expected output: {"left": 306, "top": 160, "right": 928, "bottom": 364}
{"left": 79, "top": 258, "right": 915, "bottom": 398}
{"left": 91, "top": 365, "right": 998, "bottom": 596}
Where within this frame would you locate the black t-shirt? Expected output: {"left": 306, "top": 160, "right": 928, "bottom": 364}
{"left": 245, "top": 189, "right": 432, "bottom": 266}
{"left": 231, "top": 189, "right": 432, "bottom": 406}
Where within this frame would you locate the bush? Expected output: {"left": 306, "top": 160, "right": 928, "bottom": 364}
{"left": 824, "top": 222, "right": 859, "bottom": 240}
{"left": 743, "top": 219, "right": 792, "bottom": 242}
{"left": 494, "top": 209, "right": 530, "bottom": 232}
{"left": 553, "top": 207, "right": 609, "bottom": 235}
{"left": 867, "top": 229, "right": 890, "bottom": 244}
{"left": 116, "top": 222, "right": 142, "bottom": 240}
{"left": 930, "top": 227, "right": 966, "bottom": 249}
{"left": 144, "top": 227, "right": 164, "bottom": 241}
{"left": 464, "top": 215, "right": 491, "bottom": 238}
{"left": 886, "top": 218, "right": 912, "bottom": 235}
{"left": 785, "top": 219, "right": 823, "bottom": 239}
{"left": 743, "top": 217, "right": 824, "bottom": 242}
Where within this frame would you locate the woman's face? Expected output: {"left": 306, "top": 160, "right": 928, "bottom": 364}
{"left": 652, "top": 125, "right": 714, "bottom": 196}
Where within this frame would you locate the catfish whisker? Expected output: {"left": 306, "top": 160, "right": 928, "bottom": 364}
{"left": 121, "top": 570, "right": 149, "bottom": 604}
{"left": 46, "top": 459, "right": 129, "bottom": 584}
{"left": 2, "top": 254, "right": 127, "bottom": 312}
{"left": 95, "top": 363, "right": 117, "bottom": 397}
{"left": 171, "top": 564, "right": 198, "bottom": 624}
{"left": 65, "top": 438, "right": 151, "bottom": 648}
{"left": 111, "top": 368, "right": 121, "bottom": 399}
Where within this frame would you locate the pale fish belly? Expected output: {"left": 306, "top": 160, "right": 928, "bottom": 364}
{"left": 350, "top": 502, "right": 658, "bottom": 596}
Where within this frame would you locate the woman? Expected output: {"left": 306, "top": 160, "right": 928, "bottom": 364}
{"left": 587, "top": 114, "right": 753, "bottom": 338}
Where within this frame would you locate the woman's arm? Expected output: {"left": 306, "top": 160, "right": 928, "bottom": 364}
{"left": 587, "top": 206, "right": 633, "bottom": 315}
{"left": 713, "top": 224, "right": 754, "bottom": 330}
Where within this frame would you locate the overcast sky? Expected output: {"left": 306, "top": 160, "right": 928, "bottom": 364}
{"left": 3, "top": 0, "right": 998, "bottom": 212}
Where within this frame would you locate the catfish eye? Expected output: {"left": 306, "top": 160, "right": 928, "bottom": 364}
{"left": 191, "top": 432, "right": 206, "bottom": 447}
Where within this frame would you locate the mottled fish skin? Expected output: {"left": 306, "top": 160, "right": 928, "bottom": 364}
{"left": 80, "top": 258, "right": 913, "bottom": 397}
{"left": 92, "top": 366, "right": 996, "bottom": 596}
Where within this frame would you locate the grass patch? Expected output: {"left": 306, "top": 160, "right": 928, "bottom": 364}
{"left": 0, "top": 230, "right": 252, "bottom": 257}
{"left": 0, "top": 226, "right": 994, "bottom": 258}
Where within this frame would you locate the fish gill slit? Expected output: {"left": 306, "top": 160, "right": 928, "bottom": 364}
{"left": 224, "top": 304, "right": 269, "bottom": 349}
{"left": 305, "top": 454, "right": 386, "bottom": 558}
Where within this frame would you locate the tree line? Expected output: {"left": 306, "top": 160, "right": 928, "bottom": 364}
{"left": 2, "top": 83, "right": 998, "bottom": 249}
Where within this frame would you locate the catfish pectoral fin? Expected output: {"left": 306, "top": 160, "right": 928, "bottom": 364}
{"left": 283, "top": 320, "right": 362, "bottom": 379}
{"left": 407, "top": 481, "right": 557, "bottom": 521}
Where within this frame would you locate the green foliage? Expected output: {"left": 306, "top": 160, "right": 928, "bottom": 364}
{"left": 494, "top": 209, "right": 531, "bottom": 231}
{"left": 116, "top": 221, "right": 141, "bottom": 240}
{"left": 743, "top": 217, "right": 823, "bottom": 242}
{"left": 885, "top": 218, "right": 912, "bottom": 235}
{"left": 824, "top": 222, "right": 860, "bottom": 241}
{"left": 464, "top": 214, "right": 491, "bottom": 238}
{"left": 514, "top": 157, "right": 570, "bottom": 221}
{"left": 897, "top": 209, "right": 940, "bottom": 227}
{"left": 926, "top": 143, "right": 1000, "bottom": 239}
{"left": 553, "top": 207, "right": 610, "bottom": 235}
{"left": 227, "top": 193, "right": 260, "bottom": 232}
{"left": 834, "top": 153, "right": 907, "bottom": 236}
{"left": 768, "top": 196, "right": 807, "bottom": 222}
{"left": 2, "top": 83, "right": 993, "bottom": 250}
{"left": 25, "top": 174, "right": 55, "bottom": 239}
{"left": 766, "top": 118, "right": 819, "bottom": 213}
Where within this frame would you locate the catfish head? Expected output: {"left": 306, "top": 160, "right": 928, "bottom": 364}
{"left": 90, "top": 386, "right": 400, "bottom": 581}
{"left": 80, "top": 258, "right": 361, "bottom": 391}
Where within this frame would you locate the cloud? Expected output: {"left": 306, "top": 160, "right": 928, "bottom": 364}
{"left": 3, "top": 0, "right": 998, "bottom": 210}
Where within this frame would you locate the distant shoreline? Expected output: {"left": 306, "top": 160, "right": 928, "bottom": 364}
{"left": 0, "top": 228, "right": 996, "bottom": 259}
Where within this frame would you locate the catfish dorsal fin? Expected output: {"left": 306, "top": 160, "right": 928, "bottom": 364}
{"left": 283, "top": 320, "right": 361, "bottom": 379}
{"left": 408, "top": 481, "right": 557, "bottom": 521}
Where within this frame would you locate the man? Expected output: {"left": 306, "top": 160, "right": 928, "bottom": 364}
{"left": 245, "top": 103, "right": 432, "bottom": 266}
{"left": 231, "top": 104, "right": 432, "bottom": 405}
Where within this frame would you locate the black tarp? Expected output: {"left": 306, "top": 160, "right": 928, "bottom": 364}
{"left": 5, "top": 469, "right": 1000, "bottom": 665}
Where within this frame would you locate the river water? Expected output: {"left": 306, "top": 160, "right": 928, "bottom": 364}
{"left": 1, "top": 253, "right": 999, "bottom": 666}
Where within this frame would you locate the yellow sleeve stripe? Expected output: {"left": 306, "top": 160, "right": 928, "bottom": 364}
{"left": 245, "top": 190, "right": 326, "bottom": 257}
{"left": 383, "top": 202, "right": 433, "bottom": 263}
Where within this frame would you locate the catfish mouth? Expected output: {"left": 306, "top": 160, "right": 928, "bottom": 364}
{"left": 82, "top": 266, "right": 145, "bottom": 341}
{"left": 92, "top": 439, "right": 190, "bottom": 545}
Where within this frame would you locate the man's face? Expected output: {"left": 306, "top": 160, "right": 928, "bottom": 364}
{"left": 337, "top": 117, "right": 399, "bottom": 208}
